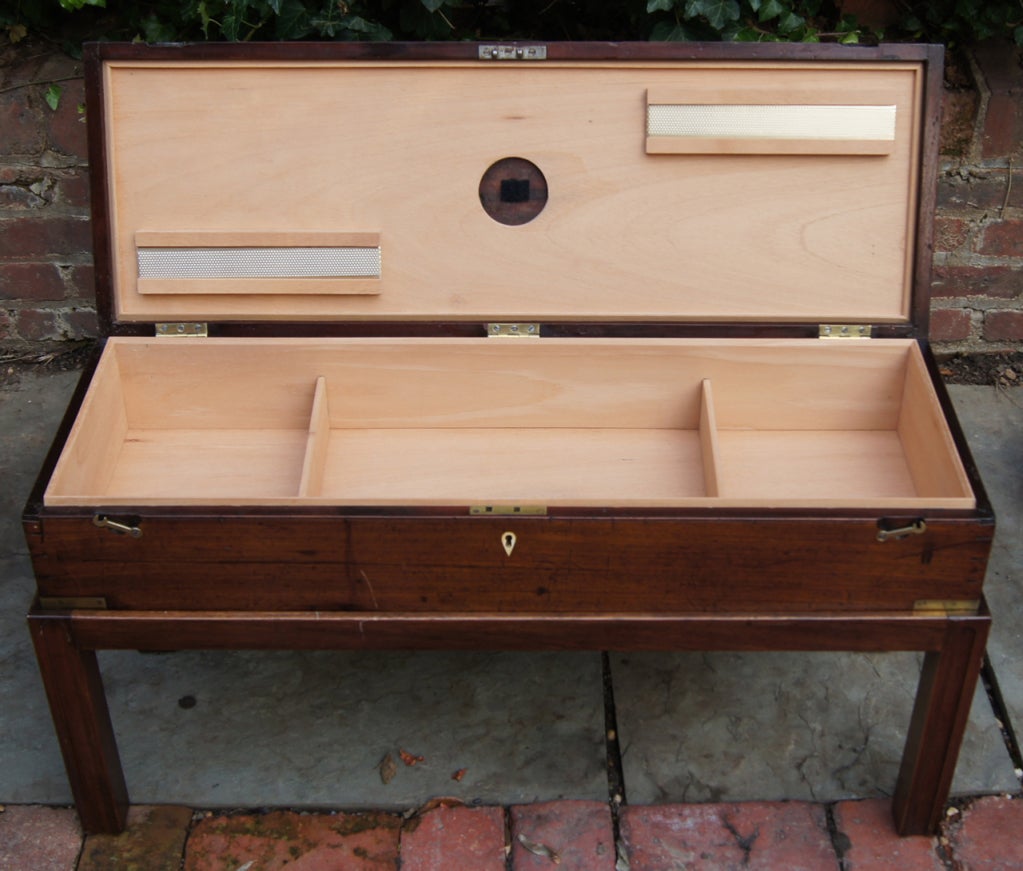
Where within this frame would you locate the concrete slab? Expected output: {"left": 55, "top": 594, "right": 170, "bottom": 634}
{"left": 613, "top": 386, "right": 1023, "bottom": 805}
{"left": 99, "top": 648, "right": 607, "bottom": 808}
{"left": 0, "top": 370, "right": 85, "bottom": 803}
{"left": 948, "top": 385, "right": 1023, "bottom": 763}
{"left": 612, "top": 650, "right": 1014, "bottom": 804}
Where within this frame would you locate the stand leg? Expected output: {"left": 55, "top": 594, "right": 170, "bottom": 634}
{"left": 892, "top": 616, "right": 990, "bottom": 836}
{"left": 29, "top": 612, "right": 128, "bottom": 834}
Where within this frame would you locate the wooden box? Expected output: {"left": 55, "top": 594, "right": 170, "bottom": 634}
{"left": 24, "top": 41, "right": 993, "bottom": 835}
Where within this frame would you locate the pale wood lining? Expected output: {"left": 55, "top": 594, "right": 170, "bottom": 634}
{"left": 646, "top": 137, "right": 894, "bottom": 156}
{"left": 103, "top": 60, "right": 922, "bottom": 323}
{"left": 137, "top": 278, "right": 382, "bottom": 297}
{"left": 136, "top": 231, "right": 381, "bottom": 248}
{"left": 47, "top": 350, "right": 128, "bottom": 499}
{"left": 298, "top": 376, "right": 330, "bottom": 498}
{"left": 897, "top": 349, "right": 974, "bottom": 499}
{"left": 698, "top": 379, "right": 721, "bottom": 498}
{"left": 43, "top": 337, "right": 975, "bottom": 509}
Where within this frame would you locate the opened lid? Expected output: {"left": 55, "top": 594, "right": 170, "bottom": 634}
{"left": 90, "top": 43, "right": 938, "bottom": 328}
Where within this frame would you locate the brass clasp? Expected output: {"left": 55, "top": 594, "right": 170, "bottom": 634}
{"left": 876, "top": 519, "right": 926, "bottom": 542}
{"left": 93, "top": 514, "right": 143, "bottom": 538}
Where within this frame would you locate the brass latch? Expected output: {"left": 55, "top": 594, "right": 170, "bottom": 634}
{"left": 876, "top": 519, "right": 927, "bottom": 542}
{"left": 488, "top": 323, "right": 540, "bottom": 338}
{"left": 913, "top": 599, "right": 981, "bottom": 615}
{"left": 93, "top": 514, "right": 143, "bottom": 538}
{"left": 478, "top": 45, "right": 547, "bottom": 61}
{"left": 156, "top": 322, "right": 208, "bottom": 338}
{"left": 819, "top": 324, "right": 871, "bottom": 339}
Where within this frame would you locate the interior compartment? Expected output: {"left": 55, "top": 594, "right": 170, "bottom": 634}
{"left": 44, "top": 336, "right": 974, "bottom": 509}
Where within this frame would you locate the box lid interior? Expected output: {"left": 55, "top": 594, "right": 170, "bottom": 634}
{"left": 96, "top": 48, "right": 931, "bottom": 327}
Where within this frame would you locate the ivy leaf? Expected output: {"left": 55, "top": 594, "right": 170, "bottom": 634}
{"left": 274, "top": 0, "right": 310, "bottom": 38}
{"left": 45, "top": 84, "right": 62, "bottom": 111}
{"left": 685, "top": 0, "right": 740, "bottom": 29}
{"left": 420, "top": 0, "right": 448, "bottom": 12}
{"left": 649, "top": 20, "right": 692, "bottom": 40}
{"left": 777, "top": 10, "right": 805, "bottom": 34}
{"left": 647, "top": 0, "right": 676, "bottom": 12}
{"left": 757, "top": 0, "right": 785, "bottom": 22}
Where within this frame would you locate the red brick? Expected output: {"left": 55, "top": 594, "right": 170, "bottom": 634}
{"left": 620, "top": 802, "right": 836, "bottom": 871}
{"left": 55, "top": 170, "right": 91, "bottom": 209}
{"left": 980, "top": 219, "right": 1023, "bottom": 256}
{"left": 933, "top": 217, "right": 972, "bottom": 253}
{"left": 984, "top": 310, "right": 1023, "bottom": 341}
{"left": 0, "top": 91, "right": 45, "bottom": 155}
{"left": 0, "top": 310, "right": 11, "bottom": 339}
{"left": 973, "top": 40, "right": 1023, "bottom": 93}
{"left": 0, "top": 216, "right": 92, "bottom": 259}
{"left": 929, "top": 308, "right": 972, "bottom": 342}
{"left": 833, "top": 799, "right": 943, "bottom": 870}
{"left": 65, "top": 307, "right": 99, "bottom": 338}
{"left": 0, "top": 262, "right": 65, "bottom": 300}
{"left": 511, "top": 800, "right": 615, "bottom": 871}
{"left": 937, "top": 173, "right": 1007, "bottom": 211}
{"left": 401, "top": 806, "right": 506, "bottom": 871}
{"left": 68, "top": 263, "right": 96, "bottom": 299}
{"left": 931, "top": 264, "right": 1023, "bottom": 299}
{"left": 15, "top": 308, "right": 59, "bottom": 340}
{"left": 982, "top": 92, "right": 1023, "bottom": 159}
{"left": 945, "top": 796, "right": 1023, "bottom": 870}
{"left": 940, "top": 87, "right": 979, "bottom": 158}
{"left": 46, "top": 78, "right": 88, "bottom": 161}
{"left": 79, "top": 805, "right": 192, "bottom": 871}
{"left": 0, "top": 183, "right": 47, "bottom": 209}
{"left": 0, "top": 805, "right": 83, "bottom": 871}
{"left": 184, "top": 810, "right": 401, "bottom": 870}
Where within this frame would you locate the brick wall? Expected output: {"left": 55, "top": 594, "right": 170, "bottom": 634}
{"left": 0, "top": 39, "right": 94, "bottom": 344}
{"left": 932, "top": 40, "right": 1023, "bottom": 351}
{"left": 1, "top": 37, "right": 1021, "bottom": 351}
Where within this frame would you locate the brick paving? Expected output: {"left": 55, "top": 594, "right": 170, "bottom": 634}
{"left": 3, "top": 795, "right": 1023, "bottom": 869}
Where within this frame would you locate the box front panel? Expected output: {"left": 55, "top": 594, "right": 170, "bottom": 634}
{"left": 30, "top": 513, "right": 990, "bottom": 614}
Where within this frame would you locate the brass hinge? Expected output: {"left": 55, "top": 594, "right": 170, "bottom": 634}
{"left": 913, "top": 599, "right": 981, "bottom": 615}
{"left": 470, "top": 505, "right": 547, "bottom": 516}
{"left": 488, "top": 322, "right": 540, "bottom": 338}
{"left": 156, "top": 322, "right": 208, "bottom": 338}
{"left": 478, "top": 44, "right": 547, "bottom": 61}
{"left": 819, "top": 324, "right": 871, "bottom": 339}
{"left": 38, "top": 596, "right": 108, "bottom": 610}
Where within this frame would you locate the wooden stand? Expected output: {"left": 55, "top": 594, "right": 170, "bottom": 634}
{"left": 29, "top": 602, "right": 989, "bottom": 836}
{"left": 23, "top": 41, "right": 995, "bottom": 840}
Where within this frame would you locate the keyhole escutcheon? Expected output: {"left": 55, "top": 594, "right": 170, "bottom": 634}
{"left": 502, "top": 531, "right": 517, "bottom": 557}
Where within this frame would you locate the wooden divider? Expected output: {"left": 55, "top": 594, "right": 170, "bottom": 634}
{"left": 298, "top": 376, "right": 331, "bottom": 498}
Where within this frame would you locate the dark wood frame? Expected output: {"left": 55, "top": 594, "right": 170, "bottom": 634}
{"left": 24, "top": 41, "right": 994, "bottom": 837}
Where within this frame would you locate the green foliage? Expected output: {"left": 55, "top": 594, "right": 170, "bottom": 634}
{"left": 0, "top": 0, "right": 1020, "bottom": 46}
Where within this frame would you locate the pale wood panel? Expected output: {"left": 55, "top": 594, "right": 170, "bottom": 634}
{"left": 897, "top": 347, "right": 974, "bottom": 499}
{"left": 104, "top": 429, "right": 307, "bottom": 501}
{"left": 104, "top": 337, "right": 912, "bottom": 432}
{"left": 135, "top": 231, "right": 380, "bottom": 248}
{"left": 298, "top": 376, "right": 330, "bottom": 497}
{"left": 103, "top": 61, "right": 921, "bottom": 323}
{"left": 718, "top": 430, "right": 919, "bottom": 501}
{"left": 319, "top": 428, "right": 707, "bottom": 502}
{"left": 43, "top": 336, "right": 975, "bottom": 508}
{"left": 45, "top": 350, "right": 127, "bottom": 501}
{"left": 136, "top": 278, "right": 382, "bottom": 296}
{"left": 698, "top": 378, "right": 721, "bottom": 498}
{"left": 646, "top": 137, "right": 893, "bottom": 156}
